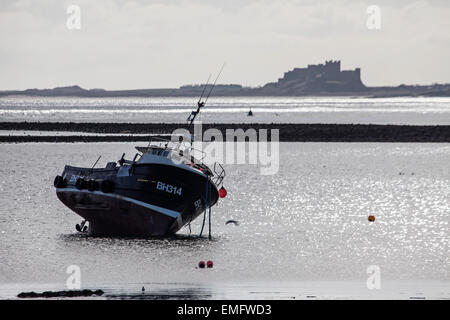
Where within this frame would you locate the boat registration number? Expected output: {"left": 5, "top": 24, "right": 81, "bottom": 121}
{"left": 156, "top": 181, "right": 182, "bottom": 196}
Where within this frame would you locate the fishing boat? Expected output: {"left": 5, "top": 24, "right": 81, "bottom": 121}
{"left": 53, "top": 67, "right": 227, "bottom": 237}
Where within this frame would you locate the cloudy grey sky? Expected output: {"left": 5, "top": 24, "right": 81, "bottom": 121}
{"left": 1, "top": 0, "right": 449, "bottom": 90}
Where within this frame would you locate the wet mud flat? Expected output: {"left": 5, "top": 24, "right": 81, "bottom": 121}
{"left": 6, "top": 281, "right": 450, "bottom": 300}
{"left": 1, "top": 122, "right": 450, "bottom": 142}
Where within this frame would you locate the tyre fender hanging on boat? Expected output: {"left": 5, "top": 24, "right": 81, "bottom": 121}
{"left": 75, "top": 178, "right": 86, "bottom": 190}
{"left": 101, "top": 180, "right": 114, "bottom": 193}
{"left": 53, "top": 175, "right": 66, "bottom": 188}
{"left": 87, "top": 179, "right": 99, "bottom": 191}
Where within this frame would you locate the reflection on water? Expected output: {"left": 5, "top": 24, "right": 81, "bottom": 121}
{"left": 2, "top": 280, "right": 449, "bottom": 300}
{"left": 106, "top": 285, "right": 213, "bottom": 300}
{"left": 1, "top": 96, "right": 450, "bottom": 124}
{"left": 58, "top": 233, "right": 219, "bottom": 250}
{"left": 0, "top": 142, "right": 449, "bottom": 299}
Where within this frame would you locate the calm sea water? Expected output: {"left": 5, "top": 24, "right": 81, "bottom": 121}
{"left": 1, "top": 96, "right": 450, "bottom": 124}
{"left": 0, "top": 142, "right": 448, "bottom": 299}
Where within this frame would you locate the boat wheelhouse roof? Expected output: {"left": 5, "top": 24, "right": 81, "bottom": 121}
{"left": 135, "top": 144, "right": 212, "bottom": 176}
{"left": 134, "top": 136, "right": 225, "bottom": 187}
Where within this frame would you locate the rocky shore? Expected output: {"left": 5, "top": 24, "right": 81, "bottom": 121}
{"left": 17, "top": 289, "right": 104, "bottom": 298}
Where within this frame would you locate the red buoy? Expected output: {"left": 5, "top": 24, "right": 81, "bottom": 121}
{"left": 218, "top": 187, "right": 227, "bottom": 198}
{"left": 198, "top": 261, "right": 206, "bottom": 269}
{"left": 207, "top": 260, "right": 214, "bottom": 268}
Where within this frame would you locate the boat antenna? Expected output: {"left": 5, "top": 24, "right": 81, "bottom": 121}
{"left": 204, "top": 62, "right": 226, "bottom": 105}
{"left": 186, "top": 75, "right": 210, "bottom": 126}
{"left": 198, "top": 74, "right": 211, "bottom": 105}
{"left": 89, "top": 155, "right": 101, "bottom": 173}
{"left": 187, "top": 62, "right": 226, "bottom": 127}
{"left": 92, "top": 155, "right": 101, "bottom": 169}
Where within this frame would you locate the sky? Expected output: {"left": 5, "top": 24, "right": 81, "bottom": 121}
{"left": 1, "top": 0, "right": 450, "bottom": 90}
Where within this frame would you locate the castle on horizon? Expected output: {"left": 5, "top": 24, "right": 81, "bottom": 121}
{"left": 2, "top": 59, "right": 450, "bottom": 97}
{"left": 282, "top": 60, "right": 361, "bottom": 84}
{"left": 262, "top": 60, "right": 365, "bottom": 94}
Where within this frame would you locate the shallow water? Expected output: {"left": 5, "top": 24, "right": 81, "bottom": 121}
{"left": 0, "top": 142, "right": 449, "bottom": 298}
{"left": 1, "top": 96, "right": 450, "bottom": 124}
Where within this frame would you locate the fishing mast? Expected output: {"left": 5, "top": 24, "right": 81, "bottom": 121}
{"left": 186, "top": 63, "right": 226, "bottom": 127}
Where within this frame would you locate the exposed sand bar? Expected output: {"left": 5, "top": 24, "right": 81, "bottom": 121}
{"left": 1, "top": 122, "right": 449, "bottom": 142}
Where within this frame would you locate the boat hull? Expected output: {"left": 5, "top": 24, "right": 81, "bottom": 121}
{"left": 56, "top": 162, "right": 219, "bottom": 237}
{"left": 57, "top": 188, "right": 184, "bottom": 236}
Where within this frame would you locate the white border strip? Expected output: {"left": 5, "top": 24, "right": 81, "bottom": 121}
{"left": 56, "top": 187, "right": 181, "bottom": 220}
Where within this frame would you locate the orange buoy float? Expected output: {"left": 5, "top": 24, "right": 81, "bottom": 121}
{"left": 218, "top": 187, "right": 227, "bottom": 198}
{"left": 368, "top": 215, "right": 375, "bottom": 222}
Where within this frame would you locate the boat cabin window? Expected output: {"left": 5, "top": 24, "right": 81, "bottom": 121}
{"left": 150, "top": 148, "right": 170, "bottom": 157}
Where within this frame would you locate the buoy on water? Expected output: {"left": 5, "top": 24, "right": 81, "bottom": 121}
{"left": 368, "top": 215, "right": 375, "bottom": 222}
{"left": 198, "top": 261, "right": 206, "bottom": 269}
{"left": 207, "top": 260, "right": 214, "bottom": 268}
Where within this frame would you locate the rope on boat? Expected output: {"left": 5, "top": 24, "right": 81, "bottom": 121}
{"left": 199, "top": 176, "right": 211, "bottom": 238}
{"left": 208, "top": 179, "right": 212, "bottom": 240}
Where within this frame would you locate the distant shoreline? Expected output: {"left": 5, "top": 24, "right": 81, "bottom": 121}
{"left": 1, "top": 86, "right": 449, "bottom": 98}
{"left": 2, "top": 60, "right": 450, "bottom": 97}
{"left": 1, "top": 122, "right": 449, "bottom": 142}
